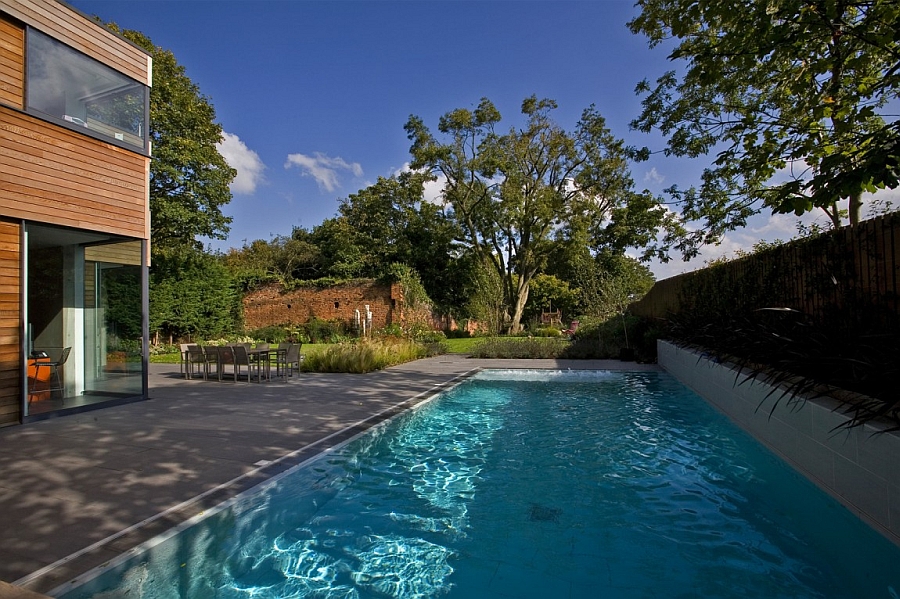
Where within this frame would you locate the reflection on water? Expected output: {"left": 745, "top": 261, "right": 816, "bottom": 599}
{"left": 61, "top": 370, "right": 900, "bottom": 599}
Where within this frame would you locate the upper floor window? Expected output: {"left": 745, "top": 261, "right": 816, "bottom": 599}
{"left": 26, "top": 28, "right": 148, "bottom": 151}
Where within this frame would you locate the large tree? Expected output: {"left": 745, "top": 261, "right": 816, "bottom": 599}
{"left": 630, "top": 0, "right": 900, "bottom": 254}
{"left": 331, "top": 172, "right": 462, "bottom": 309}
{"left": 221, "top": 233, "right": 322, "bottom": 288}
{"left": 106, "top": 26, "right": 236, "bottom": 261}
{"left": 150, "top": 251, "right": 241, "bottom": 342}
{"left": 406, "top": 96, "right": 667, "bottom": 332}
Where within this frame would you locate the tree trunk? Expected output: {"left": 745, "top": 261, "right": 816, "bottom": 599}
{"left": 508, "top": 278, "right": 531, "bottom": 334}
{"left": 849, "top": 192, "right": 861, "bottom": 227}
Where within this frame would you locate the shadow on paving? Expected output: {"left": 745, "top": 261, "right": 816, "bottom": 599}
{"left": 0, "top": 355, "right": 657, "bottom": 596}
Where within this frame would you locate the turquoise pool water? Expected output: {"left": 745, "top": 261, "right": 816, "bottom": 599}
{"left": 59, "top": 370, "right": 900, "bottom": 598}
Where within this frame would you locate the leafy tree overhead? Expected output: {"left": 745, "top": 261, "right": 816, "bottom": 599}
{"left": 150, "top": 251, "right": 241, "bottom": 341}
{"left": 629, "top": 0, "right": 900, "bottom": 255}
{"left": 524, "top": 274, "right": 579, "bottom": 327}
{"left": 406, "top": 96, "right": 669, "bottom": 332}
{"left": 222, "top": 233, "right": 321, "bottom": 288}
{"left": 105, "top": 25, "right": 236, "bottom": 261}
{"left": 311, "top": 217, "right": 367, "bottom": 279}
{"left": 332, "top": 172, "right": 461, "bottom": 310}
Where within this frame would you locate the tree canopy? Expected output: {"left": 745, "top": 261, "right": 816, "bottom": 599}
{"left": 406, "top": 96, "right": 668, "bottom": 332}
{"left": 106, "top": 26, "right": 236, "bottom": 262}
{"left": 330, "top": 172, "right": 462, "bottom": 308}
{"left": 630, "top": 0, "right": 900, "bottom": 254}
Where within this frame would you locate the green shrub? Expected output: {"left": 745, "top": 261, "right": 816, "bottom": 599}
{"left": 443, "top": 328, "right": 471, "bottom": 339}
{"left": 376, "top": 324, "right": 404, "bottom": 338}
{"left": 560, "top": 315, "right": 659, "bottom": 361}
{"left": 247, "top": 325, "right": 290, "bottom": 343}
{"left": 149, "top": 342, "right": 180, "bottom": 356}
{"left": 297, "top": 317, "right": 348, "bottom": 343}
{"left": 532, "top": 326, "right": 563, "bottom": 338}
{"left": 470, "top": 337, "right": 569, "bottom": 359}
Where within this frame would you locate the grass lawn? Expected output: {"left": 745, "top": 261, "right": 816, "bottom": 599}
{"left": 444, "top": 337, "right": 481, "bottom": 354}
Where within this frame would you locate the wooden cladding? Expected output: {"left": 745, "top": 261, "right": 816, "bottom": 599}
{"left": 0, "top": 13, "right": 24, "bottom": 109}
{"left": 0, "top": 108, "right": 149, "bottom": 239}
{"left": 0, "top": 218, "right": 20, "bottom": 427}
{"left": 0, "top": 0, "right": 149, "bottom": 85}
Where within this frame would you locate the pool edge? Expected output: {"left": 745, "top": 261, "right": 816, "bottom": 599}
{"left": 658, "top": 339, "right": 900, "bottom": 549}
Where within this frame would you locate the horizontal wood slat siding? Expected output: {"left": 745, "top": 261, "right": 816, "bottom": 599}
{"left": 0, "top": 0, "right": 149, "bottom": 85}
{"left": 0, "top": 13, "right": 24, "bottom": 109}
{"left": 0, "top": 108, "right": 149, "bottom": 239}
{"left": 0, "top": 219, "right": 19, "bottom": 426}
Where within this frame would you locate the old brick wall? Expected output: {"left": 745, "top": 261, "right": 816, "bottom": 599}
{"left": 243, "top": 281, "right": 400, "bottom": 331}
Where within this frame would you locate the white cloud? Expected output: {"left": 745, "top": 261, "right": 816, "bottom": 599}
{"left": 285, "top": 152, "right": 363, "bottom": 193}
{"left": 217, "top": 132, "right": 266, "bottom": 195}
{"left": 644, "top": 167, "right": 665, "bottom": 186}
{"left": 423, "top": 176, "right": 446, "bottom": 205}
{"left": 393, "top": 163, "right": 447, "bottom": 205}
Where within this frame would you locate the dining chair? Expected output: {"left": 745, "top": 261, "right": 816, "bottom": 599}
{"left": 278, "top": 343, "right": 302, "bottom": 377}
{"left": 233, "top": 344, "right": 263, "bottom": 382}
{"left": 184, "top": 345, "right": 207, "bottom": 380}
{"left": 202, "top": 346, "right": 220, "bottom": 380}
{"left": 217, "top": 346, "right": 237, "bottom": 382}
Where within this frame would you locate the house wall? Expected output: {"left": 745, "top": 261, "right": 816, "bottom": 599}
{"left": 0, "top": 13, "right": 24, "bottom": 109}
{"left": 658, "top": 340, "right": 900, "bottom": 547}
{"left": 0, "top": 0, "right": 151, "bottom": 85}
{"left": 0, "top": 108, "right": 149, "bottom": 239}
{"left": 0, "top": 0, "right": 151, "bottom": 425}
{"left": 0, "top": 218, "right": 19, "bottom": 427}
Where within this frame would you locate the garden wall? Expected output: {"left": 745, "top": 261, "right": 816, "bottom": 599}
{"left": 631, "top": 212, "right": 900, "bottom": 328}
{"left": 242, "top": 280, "right": 442, "bottom": 332}
{"left": 242, "top": 281, "right": 401, "bottom": 331}
{"left": 658, "top": 340, "right": 900, "bottom": 547}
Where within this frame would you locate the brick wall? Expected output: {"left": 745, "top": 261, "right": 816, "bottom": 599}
{"left": 243, "top": 280, "right": 401, "bottom": 331}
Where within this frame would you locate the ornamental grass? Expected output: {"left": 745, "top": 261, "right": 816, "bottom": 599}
{"left": 301, "top": 338, "right": 445, "bottom": 373}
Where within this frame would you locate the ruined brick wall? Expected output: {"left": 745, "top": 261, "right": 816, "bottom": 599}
{"left": 242, "top": 280, "right": 400, "bottom": 331}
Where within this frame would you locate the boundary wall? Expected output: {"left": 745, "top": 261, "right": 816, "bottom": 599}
{"left": 658, "top": 340, "right": 900, "bottom": 547}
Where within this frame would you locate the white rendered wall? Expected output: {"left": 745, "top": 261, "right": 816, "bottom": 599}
{"left": 658, "top": 340, "right": 900, "bottom": 547}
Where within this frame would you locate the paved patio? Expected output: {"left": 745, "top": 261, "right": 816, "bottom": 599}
{"left": 0, "top": 356, "right": 658, "bottom": 597}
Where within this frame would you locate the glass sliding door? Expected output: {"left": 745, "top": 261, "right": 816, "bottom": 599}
{"left": 24, "top": 223, "right": 146, "bottom": 417}
{"left": 83, "top": 242, "right": 143, "bottom": 398}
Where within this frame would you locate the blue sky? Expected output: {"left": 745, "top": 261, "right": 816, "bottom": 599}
{"left": 66, "top": 0, "right": 868, "bottom": 279}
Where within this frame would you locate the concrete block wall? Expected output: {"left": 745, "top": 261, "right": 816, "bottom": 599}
{"left": 658, "top": 340, "right": 900, "bottom": 547}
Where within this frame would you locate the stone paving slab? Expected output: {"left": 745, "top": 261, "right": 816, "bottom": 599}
{"left": 0, "top": 356, "right": 657, "bottom": 597}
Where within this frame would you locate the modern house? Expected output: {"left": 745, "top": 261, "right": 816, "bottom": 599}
{"left": 0, "top": 0, "right": 151, "bottom": 425}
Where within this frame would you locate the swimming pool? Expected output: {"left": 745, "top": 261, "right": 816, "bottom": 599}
{"left": 57, "top": 370, "right": 900, "bottom": 598}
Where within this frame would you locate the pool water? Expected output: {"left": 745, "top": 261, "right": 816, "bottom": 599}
{"left": 60, "top": 370, "right": 900, "bottom": 598}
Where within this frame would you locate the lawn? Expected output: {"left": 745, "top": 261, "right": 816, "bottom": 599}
{"left": 444, "top": 337, "right": 480, "bottom": 354}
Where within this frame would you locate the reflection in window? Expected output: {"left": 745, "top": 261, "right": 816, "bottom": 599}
{"left": 26, "top": 28, "right": 147, "bottom": 149}
{"left": 25, "top": 225, "right": 145, "bottom": 417}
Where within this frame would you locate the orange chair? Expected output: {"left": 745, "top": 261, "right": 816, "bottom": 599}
{"left": 28, "top": 358, "right": 52, "bottom": 402}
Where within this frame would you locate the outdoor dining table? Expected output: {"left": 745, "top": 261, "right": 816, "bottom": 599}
{"left": 184, "top": 344, "right": 292, "bottom": 382}
{"left": 246, "top": 347, "right": 288, "bottom": 381}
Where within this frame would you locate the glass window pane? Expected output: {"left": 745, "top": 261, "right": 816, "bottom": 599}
{"left": 26, "top": 28, "right": 147, "bottom": 149}
{"left": 25, "top": 225, "right": 145, "bottom": 417}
